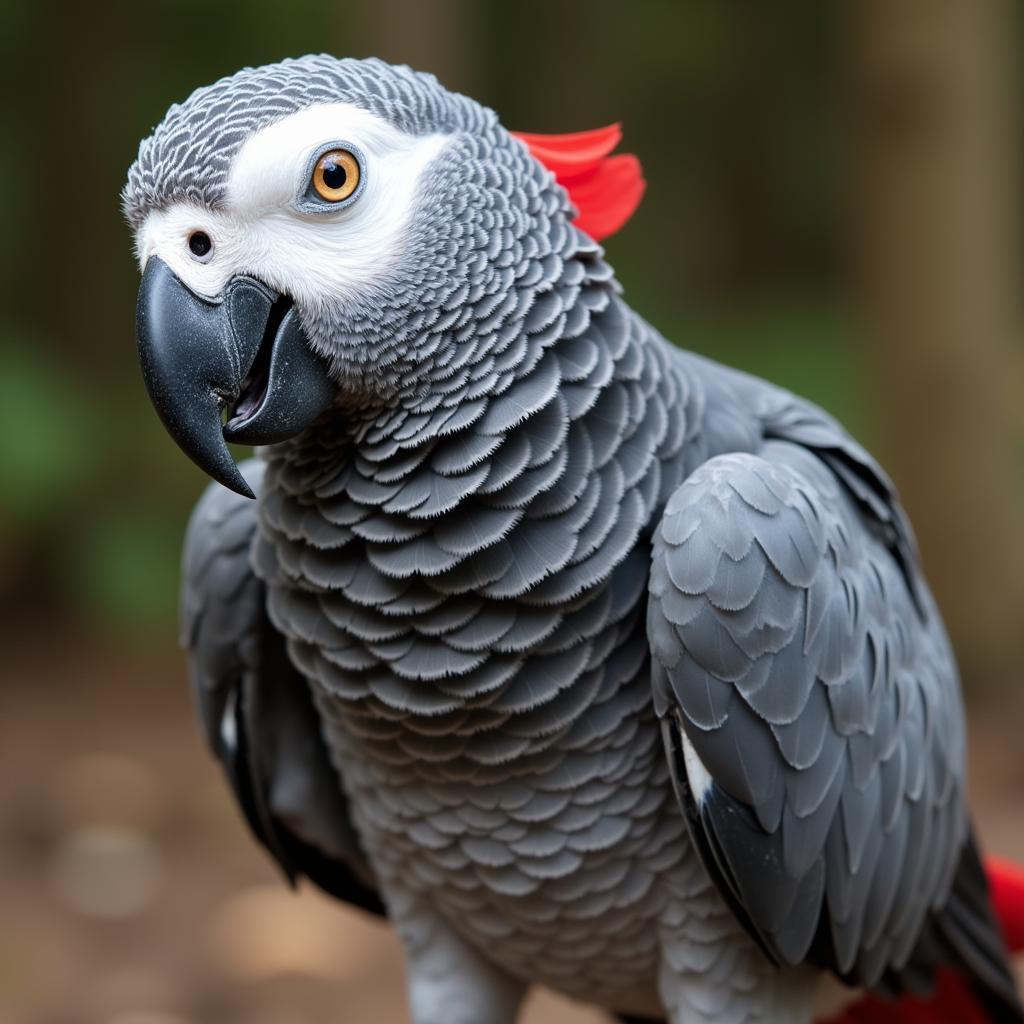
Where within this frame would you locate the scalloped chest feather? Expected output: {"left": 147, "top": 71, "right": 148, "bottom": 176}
{"left": 247, "top": 253, "right": 765, "bottom": 1008}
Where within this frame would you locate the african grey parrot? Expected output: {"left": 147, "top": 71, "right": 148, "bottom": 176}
{"left": 123, "top": 56, "right": 1023, "bottom": 1024}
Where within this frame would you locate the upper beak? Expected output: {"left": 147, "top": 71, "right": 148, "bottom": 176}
{"left": 135, "top": 257, "right": 336, "bottom": 498}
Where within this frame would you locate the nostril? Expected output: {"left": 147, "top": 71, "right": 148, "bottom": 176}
{"left": 188, "top": 230, "right": 213, "bottom": 261}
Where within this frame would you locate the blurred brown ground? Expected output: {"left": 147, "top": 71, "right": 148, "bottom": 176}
{"left": 0, "top": 636, "right": 607, "bottom": 1024}
{"left": 1, "top": 636, "right": 1023, "bottom": 1024}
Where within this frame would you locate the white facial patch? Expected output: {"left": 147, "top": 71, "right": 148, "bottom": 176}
{"left": 134, "top": 102, "right": 450, "bottom": 307}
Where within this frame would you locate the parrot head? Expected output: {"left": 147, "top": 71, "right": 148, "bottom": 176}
{"left": 124, "top": 55, "right": 643, "bottom": 497}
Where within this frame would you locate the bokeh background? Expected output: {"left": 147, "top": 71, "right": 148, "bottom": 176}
{"left": 1, "top": 1, "right": 1023, "bottom": 1022}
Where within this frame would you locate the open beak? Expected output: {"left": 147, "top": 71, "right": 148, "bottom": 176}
{"left": 135, "top": 257, "right": 336, "bottom": 498}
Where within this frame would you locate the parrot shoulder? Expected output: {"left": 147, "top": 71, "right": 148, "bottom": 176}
{"left": 646, "top": 400, "right": 1022, "bottom": 1017}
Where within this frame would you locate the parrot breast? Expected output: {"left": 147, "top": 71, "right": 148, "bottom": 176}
{"left": 246, "top": 211, "right": 736, "bottom": 1011}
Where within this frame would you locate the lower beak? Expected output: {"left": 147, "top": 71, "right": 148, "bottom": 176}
{"left": 135, "top": 257, "right": 336, "bottom": 498}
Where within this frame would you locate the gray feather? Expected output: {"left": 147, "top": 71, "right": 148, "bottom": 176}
{"left": 648, "top": 427, "right": 980, "bottom": 991}
{"left": 134, "top": 55, "right": 1022, "bottom": 1021}
{"left": 182, "top": 460, "right": 383, "bottom": 914}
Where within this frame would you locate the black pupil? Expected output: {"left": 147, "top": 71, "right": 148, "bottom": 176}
{"left": 322, "top": 159, "right": 347, "bottom": 191}
{"left": 188, "top": 231, "right": 212, "bottom": 257}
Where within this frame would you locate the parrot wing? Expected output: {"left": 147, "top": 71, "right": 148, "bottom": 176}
{"left": 181, "top": 458, "right": 384, "bottom": 915}
{"left": 646, "top": 404, "right": 1022, "bottom": 1019}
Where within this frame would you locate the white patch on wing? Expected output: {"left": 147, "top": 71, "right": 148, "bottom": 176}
{"left": 134, "top": 102, "right": 449, "bottom": 308}
{"left": 680, "top": 728, "right": 713, "bottom": 805}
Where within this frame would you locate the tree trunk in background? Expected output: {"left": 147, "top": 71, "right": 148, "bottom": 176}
{"left": 849, "top": 0, "right": 1024, "bottom": 688}
{"left": 347, "top": 0, "right": 482, "bottom": 99}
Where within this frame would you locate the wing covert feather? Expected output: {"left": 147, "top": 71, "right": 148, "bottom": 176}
{"left": 182, "top": 459, "right": 384, "bottom": 915}
{"left": 648, "top": 434, "right": 972, "bottom": 987}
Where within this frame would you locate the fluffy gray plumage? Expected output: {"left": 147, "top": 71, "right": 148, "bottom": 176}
{"left": 129, "top": 56, "right": 1022, "bottom": 1024}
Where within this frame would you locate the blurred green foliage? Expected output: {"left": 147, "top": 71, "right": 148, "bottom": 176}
{"left": 0, "top": 341, "right": 95, "bottom": 521}
{"left": 0, "top": 0, "right": 896, "bottom": 640}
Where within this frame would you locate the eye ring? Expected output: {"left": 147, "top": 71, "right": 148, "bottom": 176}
{"left": 296, "top": 142, "right": 366, "bottom": 214}
{"left": 187, "top": 230, "right": 213, "bottom": 262}
{"left": 312, "top": 149, "right": 360, "bottom": 203}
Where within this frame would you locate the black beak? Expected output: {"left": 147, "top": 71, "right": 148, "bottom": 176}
{"left": 135, "top": 257, "right": 336, "bottom": 498}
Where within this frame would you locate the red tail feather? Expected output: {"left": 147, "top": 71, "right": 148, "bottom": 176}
{"left": 987, "top": 857, "right": 1024, "bottom": 953}
{"left": 511, "top": 123, "right": 645, "bottom": 242}
{"left": 821, "top": 857, "right": 1024, "bottom": 1024}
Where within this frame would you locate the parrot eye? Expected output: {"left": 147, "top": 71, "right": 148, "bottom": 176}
{"left": 295, "top": 142, "right": 366, "bottom": 214}
{"left": 187, "top": 230, "right": 213, "bottom": 261}
{"left": 311, "top": 149, "right": 361, "bottom": 203}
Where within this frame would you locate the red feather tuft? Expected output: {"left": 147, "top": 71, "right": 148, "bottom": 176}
{"left": 511, "top": 123, "right": 645, "bottom": 242}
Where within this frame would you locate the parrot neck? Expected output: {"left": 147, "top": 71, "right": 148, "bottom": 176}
{"left": 295, "top": 224, "right": 624, "bottom": 445}
{"left": 253, "top": 225, "right": 697, "bottom": 766}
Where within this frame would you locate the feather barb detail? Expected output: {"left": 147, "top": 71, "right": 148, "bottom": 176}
{"left": 820, "top": 856, "right": 1024, "bottom": 1024}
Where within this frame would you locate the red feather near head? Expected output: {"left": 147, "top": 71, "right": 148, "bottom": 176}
{"left": 511, "top": 123, "right": 645, "bottom": 242}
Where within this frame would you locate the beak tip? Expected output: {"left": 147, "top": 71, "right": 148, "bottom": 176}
{"left": 226, "top": 481, "right": 257, "bottom": 500}
{"left": 214, "top": 459, "right": 257, "bottom": 500}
